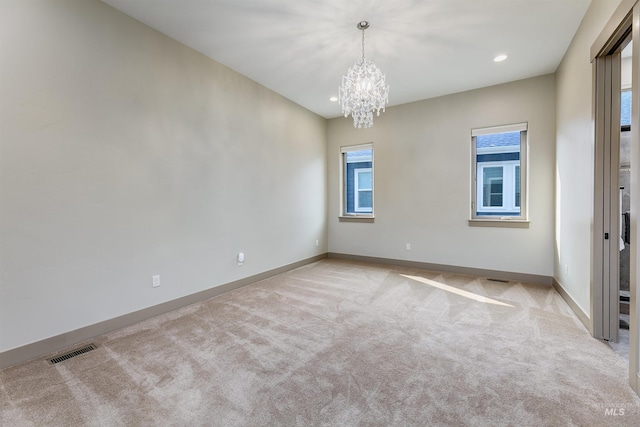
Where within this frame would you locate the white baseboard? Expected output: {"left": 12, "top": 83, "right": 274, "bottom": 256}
{"left": 328, "top": 252, "right": 553, "bottom": 285}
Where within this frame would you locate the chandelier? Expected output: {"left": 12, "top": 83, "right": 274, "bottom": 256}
{"left": 339, "top": 21, "right": 389, "bottom": 128}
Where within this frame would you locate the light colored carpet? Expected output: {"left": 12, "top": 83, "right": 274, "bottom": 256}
{"left": 1, "top": 259, "right": 639, "bottom": 426}
{"left": 609, "top": 322, "right": 630, "bottom": 361}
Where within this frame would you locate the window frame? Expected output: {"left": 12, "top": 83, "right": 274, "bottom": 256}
{"left": 340, "top": 143, "right": 374, "bottom": 219}
{"left": 471, "top": 123, "right": 528, "bottom": 224}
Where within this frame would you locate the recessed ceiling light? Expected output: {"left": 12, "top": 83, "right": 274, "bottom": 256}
{"left": 494, "top": 54, "right": 508, "bottom": 62}
{"left": 330, "top": 96, "right": 338, "bottom": 102}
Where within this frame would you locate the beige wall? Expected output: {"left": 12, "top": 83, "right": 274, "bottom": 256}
{"left": 327, "top": 75, "right": 556, "bottom": 276}
{"left": 0, "top": 0, "right": 327, "bottom": 353}
{"left": 555, "top": 0, "right": 623, "bottom": 317}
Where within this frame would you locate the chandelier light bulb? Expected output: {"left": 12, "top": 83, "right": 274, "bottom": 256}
{"left": 338, "top": 21, "right": 389, "bottom": 128}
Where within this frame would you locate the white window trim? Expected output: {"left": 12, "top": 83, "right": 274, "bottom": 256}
{"left": 472, "top": 122, "right": 527, "bottom": 136}
{"left": 354, "top": 168, "right": 373, "bottom": 213}
{"left": 470, "top": 123, "right": 528, "bottom": 225}
{"left": 340, "top": 143, "right": 374, "bottom": 220}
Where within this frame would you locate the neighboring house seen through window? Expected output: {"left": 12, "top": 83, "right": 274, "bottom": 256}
{"left": 341, "top": 144, "right": 373, "bottom": 216}
{"left": 472, "top": 123, "right": 527, "bottom": 220}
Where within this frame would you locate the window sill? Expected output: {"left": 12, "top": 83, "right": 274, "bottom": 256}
{"left": 468, "top": 218, "right": 529, "bottom": 228}
{"left": 339, "top": 215, "right": 375, "bottom": 223}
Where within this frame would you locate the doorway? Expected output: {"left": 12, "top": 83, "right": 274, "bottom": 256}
{"left": 592, "top": 4, "right": 639, "bottom": 393}
{"left": 609, "top": 41, "right": 633, "bottom": 359}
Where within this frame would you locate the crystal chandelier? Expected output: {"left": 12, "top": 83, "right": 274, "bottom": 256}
{"left": 339, "top": 21, "right": 389, "bottom": 128}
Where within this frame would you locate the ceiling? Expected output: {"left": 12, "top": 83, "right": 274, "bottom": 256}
{"left": 100, "top": 0, "right": 592, "bottom": 119}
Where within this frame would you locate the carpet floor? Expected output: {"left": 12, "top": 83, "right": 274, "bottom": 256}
{"left": 1, "top": 259, "right": 639, "bottom": 426}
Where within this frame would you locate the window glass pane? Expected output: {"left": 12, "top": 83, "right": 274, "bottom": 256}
{"left": 515, "top": 166, "right": 521, "bottom": 207}
{"left": 358, "top": 191, "right": 372, "bottom": 209}
{"left": 344, "top": 148, "right": 373, "bottom": 215}
{"left": 622, "top": 90, "right": 631, "bottom": 126}
{"left": 474, "top": 128, "right": 523, "bottom": 218}
{"left": 483, "top": 167, "right": 503, "bottom": 207}
{"left": 358, "top": 171, "right": 372, "bottom": 189}
{"left": 477, "top": 132, "right": 520, "bottom": 155}
{"left": 346, "top": 149, "right": 373, "bottom": 162}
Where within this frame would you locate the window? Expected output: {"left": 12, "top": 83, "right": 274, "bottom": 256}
{"left": 471, "top": 123, "right": 527, "bottom": 221}
{"left": 621, "top": 89, "right": 631, "bottom": 128}
{"left": 341, "top": 143, "right": 374, "bottom": 216}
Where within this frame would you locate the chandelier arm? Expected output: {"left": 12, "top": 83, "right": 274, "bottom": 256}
{"left": 362, "top": 29, "right": 365, "bottom": 62}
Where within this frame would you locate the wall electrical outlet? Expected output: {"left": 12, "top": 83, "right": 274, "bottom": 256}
{"left": 564, "top": 265, "right": 569, "bottom": 275}
{"left": 152, "top": 275, "right": 160, "bottom": 288}
{"left": 406, "top": 243, "right": 411, "bottom": 251}
{"left": 315, "top": 239, "right": 319, "bottom": 247}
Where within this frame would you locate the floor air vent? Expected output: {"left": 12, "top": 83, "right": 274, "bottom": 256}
{"left": 47, "top": 344, "right": 97, "bottom": 365}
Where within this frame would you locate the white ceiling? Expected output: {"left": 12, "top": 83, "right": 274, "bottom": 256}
{"left": 100, "top": 0, "right": 592, "bottom": 119}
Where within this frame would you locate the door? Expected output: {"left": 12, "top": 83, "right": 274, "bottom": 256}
{"left": 594, "top": 52, "right": 622, "bottom": 343}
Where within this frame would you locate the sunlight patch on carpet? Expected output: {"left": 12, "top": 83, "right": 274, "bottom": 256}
{"left": 400, "top": 274, "right": 514, "bottom": 307}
